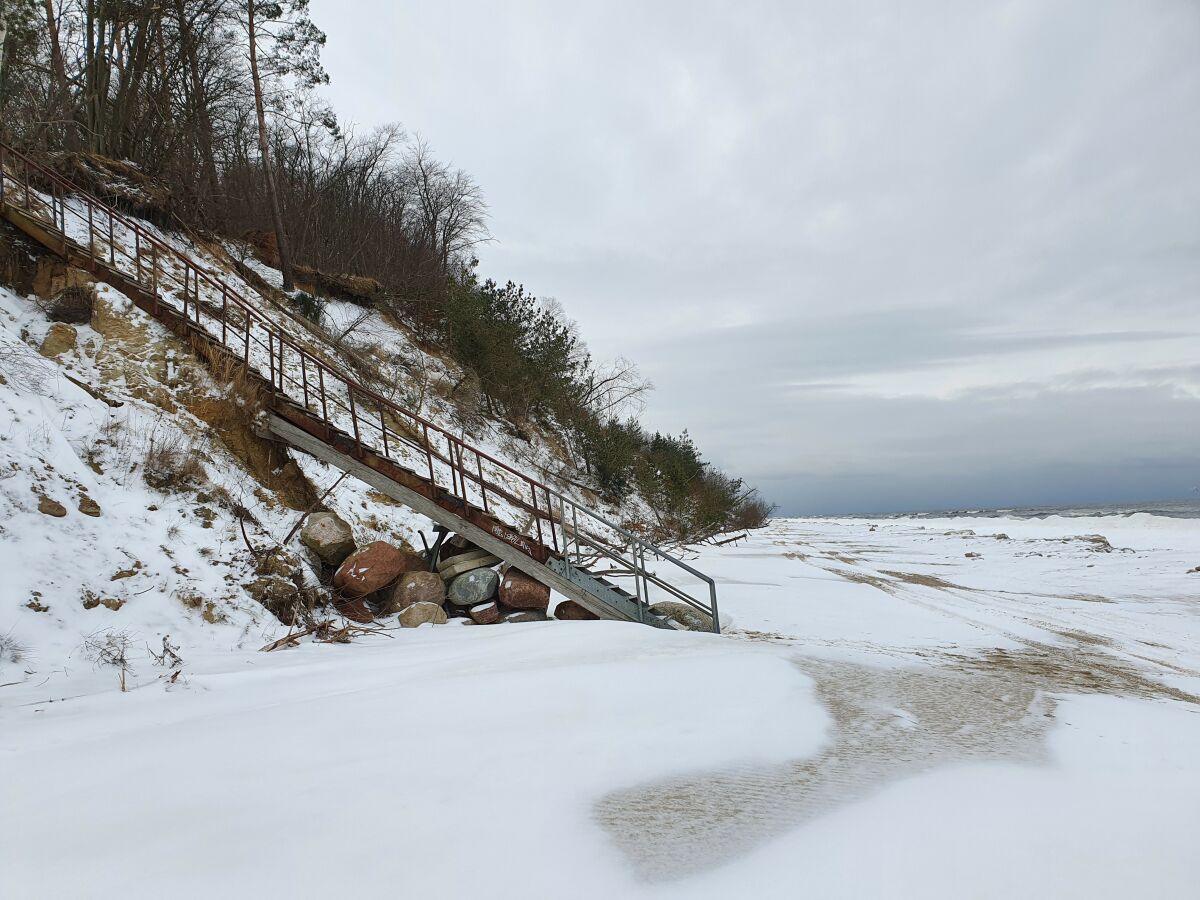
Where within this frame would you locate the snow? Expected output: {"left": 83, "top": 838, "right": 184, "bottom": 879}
{"left": 4, "top": 514, "right": 1199, "bottom": 897}
{"left": 0, "top": 285, "right": 291, "bottom": 676}
{"left": 679, "top": 696, "right": 1200, "bottom": 900}
{"left": 2, "top": 624, "right": 823, "bottom": 897}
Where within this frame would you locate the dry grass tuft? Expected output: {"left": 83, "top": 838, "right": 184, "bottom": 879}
{"left": 38, "top": 285, "right": 94, "bottom": 325}
{"left": 0, "top": 631, "right": 29, "bottom": 667}
{"left": 141, "top": 429, "right": 206, "bottom": 493}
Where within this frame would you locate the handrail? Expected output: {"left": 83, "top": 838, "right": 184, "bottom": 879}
{"left": 0, "top": 141, "right": 719, "bottom": 631}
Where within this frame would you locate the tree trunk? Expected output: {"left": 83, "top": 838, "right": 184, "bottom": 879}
{"left": 43, "top": 0, "right": 79, "bottom": 149}
{"left": 175, "top": 0, "right": 222, "bottom": 226}
{"left": 247, "top": 0, "right": 295, "bottom": 291}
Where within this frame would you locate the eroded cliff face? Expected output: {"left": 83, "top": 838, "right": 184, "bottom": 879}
{"left": 0, "top": 232, "right": 434, "bottom": 679}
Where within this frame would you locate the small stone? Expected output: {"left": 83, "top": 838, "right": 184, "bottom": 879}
{"left": 333, "top": 541, "right": 422, "bottom": 597}
{"left": 649, "top": 601, "right": 714, "bottom": 633}
{"left": 82, "top": 592, "right": 124, "bottom": 611}
{"left": 1075, "top": 534, "right": 1114, "bottom": 553}
{"left": 469, "top": 601, "right": 500, "bottom": 624}
{"left": 78, "top": 495, "right": 102, "bottom": 517}
{"left": 965, "top": 552, "right": 982, "bottom": 559}
{"left": 447, "top": 568, "right": 499, "bottom": 606}
{"left": 554, "top": 599, "right": 600, "bottom": 621}
{"left": 501, "top": 610, "right": 549, "bottom": 624}
{"left": 300, "top": 512, "right": 356, "bottom": 567}
{"left": 39, "top": 322, "right": 77, "bottom": 357}
{"left": 37, "top": 495, "right": 67, "bottom": 517}
{"left": 498, "top": 570, "right": 550, "bottom": 611}
{"left": 399, "top": 601, "right": 448, "bottom": 627}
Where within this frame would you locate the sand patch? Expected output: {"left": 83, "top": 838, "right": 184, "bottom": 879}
{"left": 595, "top": 640, "right": 1197, "bottom": 882}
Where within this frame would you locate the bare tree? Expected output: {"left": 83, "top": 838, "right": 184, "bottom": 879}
{"left": 409, "top": 138, "right": 490, "bottom": 272}
{"left": 580, "top": 357, "right": 652, "bottom": 419}
{"left": 240, "top": 0, "right": 330, "bottom": 291}
{"left": 246, "top": 0, "right": 295, "bottom": 290}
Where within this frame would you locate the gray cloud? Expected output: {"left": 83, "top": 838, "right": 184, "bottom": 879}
{"left": 313, "top": 0, "right": 1200, "bottom": 513}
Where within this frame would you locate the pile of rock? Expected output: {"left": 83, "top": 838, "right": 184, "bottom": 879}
{"left": 439, "top": 539, "right": 553, "bottom": 625}
{"left": 299, "top": 516, "right": 590, "bottom": 628}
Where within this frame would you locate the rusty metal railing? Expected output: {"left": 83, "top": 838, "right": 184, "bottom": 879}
{"left": 0, "top": 141, "right": 719, "bottom": 631}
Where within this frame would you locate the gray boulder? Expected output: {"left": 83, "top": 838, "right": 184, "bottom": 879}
{"left": 299, "top": 512, "right": 356, "bottom": 567}
{"left": 501, "top": 609, "right": 549, "bottom": 624}
{"left": 447, "top": 568, "right": 499, "bottom": 607}
{"left": 398, "top": 601, "right": 448, "bottom": 628}
{"left": 649, "top": 601, "right": 714, "bottom": 633}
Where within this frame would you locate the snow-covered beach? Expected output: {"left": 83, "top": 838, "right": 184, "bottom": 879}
{"left": 4, "top": 514, "right": 1198, "bottom": 898}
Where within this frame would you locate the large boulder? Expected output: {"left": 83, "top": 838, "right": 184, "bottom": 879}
{"left": 300, "top": 512, "right": 356, "bottom": 567}
{"left": 447, "top": 568, "right": 499, "bottom": 607}
{"left": 333, "top": 541, "right": 421, "bottom": 597}
{"left": 398, "top": 601, "right": 448, "bottom": 628}
{"left": 39, "top": 322, "right": 77, "bottom": 357}
{"left": 383, "top": 571, "right": 445, "bottom": 614}
{"left": 554, "top": 599, "right": 600, "bottom": 621}
{"left": 498, "top": 571, "right": 550, "bottom": 611}
{"left": 649, "top": 601, "right": 714, "bottom": 633}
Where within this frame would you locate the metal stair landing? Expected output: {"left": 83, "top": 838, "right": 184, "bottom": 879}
{"left": 0, "top": 141, "right": 720, "bottom": 632}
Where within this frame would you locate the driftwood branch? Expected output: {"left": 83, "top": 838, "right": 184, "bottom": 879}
{"left": 260, "top": 621, "right": 324, "bottom": 651}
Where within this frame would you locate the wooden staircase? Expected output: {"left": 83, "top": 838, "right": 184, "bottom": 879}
{"left": 0, "top": 142, "right": 720, "bottom": 631}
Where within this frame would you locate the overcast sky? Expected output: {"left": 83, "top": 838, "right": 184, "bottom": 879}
{"left": 311, "top": 0, "right": 1200, "bottom": 514}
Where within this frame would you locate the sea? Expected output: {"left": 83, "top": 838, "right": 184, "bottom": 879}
{"left": 874, "top": 498, "right": 1200, "bottom": 521}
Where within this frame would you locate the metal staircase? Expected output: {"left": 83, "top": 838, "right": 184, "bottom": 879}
{"left": 0, "top": 142, "right": 720, "bottom": 632}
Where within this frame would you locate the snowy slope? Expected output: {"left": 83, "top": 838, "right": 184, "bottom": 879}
{"left": 0, "top": 276, "right": 435, "bottom": 684}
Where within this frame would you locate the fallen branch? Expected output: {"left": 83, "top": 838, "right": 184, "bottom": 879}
{"left": 316, "top": 622, "right": 395, "bottom": 644}
{"left": 62, "top": 373, "right": 123, "bottom": 407}
{"left": 710, "top": 532, "right": 749, "bottom": 547}
{"left": 239, "top": 516, "right": 261, "bottom": 559}
{"left": 260, "top": 622, "right": 323, "bottom": 652}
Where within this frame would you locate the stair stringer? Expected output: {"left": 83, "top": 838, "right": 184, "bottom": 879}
{"left": 267, "top": 414, "right": 673, "bottom": 627}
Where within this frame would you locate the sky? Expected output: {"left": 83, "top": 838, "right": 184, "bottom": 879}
{"left": 310, "top": 0, "right": 1200, "bottom": 515}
